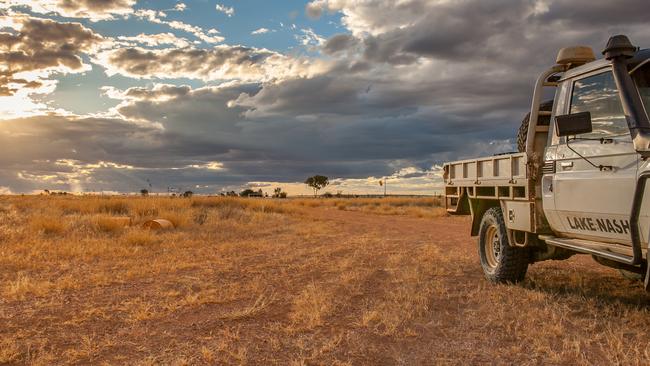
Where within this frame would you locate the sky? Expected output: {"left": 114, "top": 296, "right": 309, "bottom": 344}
{"left": 1, "top": 0, "right": 650, "bottom": 196}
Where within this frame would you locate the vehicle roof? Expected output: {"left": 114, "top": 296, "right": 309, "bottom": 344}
{"left": 560, "top": 48, "right": 650, "bottom": 81}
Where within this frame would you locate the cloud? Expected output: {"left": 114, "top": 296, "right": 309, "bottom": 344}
{"left": 2, "top": 0, "right": 135, "bottom": 21}
{"left": 303, "top": 0, "right": 650, "bottom": 120}
{"left": 311, "top": 0, "right": 650, "bottom": 64}
{"left": 0, "top": 112, "right": 234, "bottom": 193}
{"left": 174, "top": 3, "right": 187, "bottom": 12}
{"left": 0, "top": 15, "right": 104, "bottom": 116}
{"left": 251, "top": 28, "right": 269, "bottom": 35}
{"left": 296, "top": 28, "right": 325, "bottom": 47}
{"left": 322, "top": 33, "right": 357, "bottom": 55}
{"left": 215, "top": 4, "right": 234, "bottom": 17}
{"left": 187, "top": 162, "right": 224, "bottom": 170}
{"left": 133, "top": 9, "right": 224, "bottom": 44}
{"left": 3, "top": 0, "right": 650, "bottom": 196}
{"left": 95, "top": 45, "right": 325, "bottom": 82}
{"left": 0, "top": 16, "right": 103, "bottom": 93}
{"left": 305, "top": 0, "right": 329, "bottom": 19}
{"left": 102, "top": 84, "right": 192, "bottom": 102}
{"left": 117, "top": 32, "right": 191, "bottom": 48}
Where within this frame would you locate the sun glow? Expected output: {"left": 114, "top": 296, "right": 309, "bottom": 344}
{"left": 0, "top": 93, "right": 50, "bottom": 119}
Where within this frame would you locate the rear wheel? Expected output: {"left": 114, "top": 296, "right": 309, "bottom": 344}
{"left": 478, "top": 207, "right": 529, "bottom": 283}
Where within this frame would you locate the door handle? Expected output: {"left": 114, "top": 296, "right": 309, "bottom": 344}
{"left": 560, "top": 162, "right": 573, "bottom": 168}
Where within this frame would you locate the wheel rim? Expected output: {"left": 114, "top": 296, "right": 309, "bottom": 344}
{"left": 484, "top": 225, "right": 501, "bottom": 269}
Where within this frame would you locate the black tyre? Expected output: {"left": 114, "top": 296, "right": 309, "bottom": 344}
{"left": 517, "top": 100, "right": 554, "bottom": 152}
{"left": 478, "top": 207, "right": 529, "bottom": 283}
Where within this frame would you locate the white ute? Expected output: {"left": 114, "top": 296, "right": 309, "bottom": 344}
{"left": 443, "top": 35, "right": 650, "bottom": 288}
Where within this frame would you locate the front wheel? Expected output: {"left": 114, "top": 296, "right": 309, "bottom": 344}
{"left": 478, "top": 207, "right": 529, "bottom": 283}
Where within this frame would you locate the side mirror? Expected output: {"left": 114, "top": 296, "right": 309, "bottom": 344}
{"left": 555, "top": 112, "right": 592, "bottom": 137}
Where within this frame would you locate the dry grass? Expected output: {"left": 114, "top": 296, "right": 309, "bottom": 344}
{"left": 94, "top": 215, "right": 131, "bottom": 233}
{"left": 290, "top": 196, "right": 447, "bottom": 218}
{"left": 1, "top": 195, "right": 650, "bottom": 364}
{"left": 29, "top": 213, "right": 67, "bottom": 235}
{"left": 0, "top": 338, "right": 21, "bottom": 363}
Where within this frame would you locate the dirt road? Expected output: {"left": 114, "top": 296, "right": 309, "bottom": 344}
{"left": 2, "top": 204, "right": 650, "bottom": 365}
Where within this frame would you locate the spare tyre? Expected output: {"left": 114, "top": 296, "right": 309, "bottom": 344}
{"left": 517, "top": 100, "right": 554, "bottom": 152}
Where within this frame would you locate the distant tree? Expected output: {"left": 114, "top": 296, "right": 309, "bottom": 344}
{"left": 273, "top": 187, "right": 288, "bottom": 198}
{"left": 240, "top": 189, "right": 265, "bottom": 197}
{"left": 43, "top": 189, "right": 50, "bottom": 195}
{"left": 240, "top": 188, "right": 256, "bottom": 197}
{"left": 322, "top": 192, "right": 333, "bottom": 198}
{"left": 140, "top": 189, "right": 149, "bottom": 196}
{"left": 305, "top": 175, "right": 329, "bottom": 197}
{"left": 226, "top": 191, "right": 237, "bottom": 197}
{"left": 182, "top": 190, "right": 193, "bottom": 198}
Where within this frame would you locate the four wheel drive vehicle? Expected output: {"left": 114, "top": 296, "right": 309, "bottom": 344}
{"left": 443, "top": 35, "right": 650, "bottom": 288}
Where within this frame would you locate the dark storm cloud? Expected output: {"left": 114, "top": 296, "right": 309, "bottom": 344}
{"left": 306, "top": 0, "right": 650, "bottom": 126}
{"left": 112, "top": 83, "right": 261, "bottom": 136}
{"left": 322, "top": 33, "right": 357, "bottom": 55}
{"left": 322, "top": 0, "right": 650, "bottom": 66}
{"left": 0, "top": 79, "right": 509, "bottom": 193}
{"left": 0, "top": 113, "right": 241, "bottom": 192}
{"left": 0, "top": 16, "right": 103, "bottom": 95}
{"left": 538, "top": 0, "right": 650, "bottom": 25}
{"left": 114, "top": 82, "right": 513, "bottom": 170}
{"left": 356, "top": 0, "right": 526, "bottom": 64}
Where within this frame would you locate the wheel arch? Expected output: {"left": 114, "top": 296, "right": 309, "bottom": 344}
{"left": 469, "top": 198, "right": 501, "bottom": 236}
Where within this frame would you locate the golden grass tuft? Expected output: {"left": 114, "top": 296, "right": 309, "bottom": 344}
{"left": 4, "top": 274, "right": 52, "bottom": 300}
{"left": 290, "top": 283, "right": 333, "bottom": 328}
{"left": 123, "top": 229, "right": 158, "bottom": 246}
{"left": 158, "top": 209, "right": 191, "bottom": 228}
{"left": 30, "top": 214, "right": 66, "bottom": 235}
{"left": 0, "top": 338, "right": 21, "bottom": 363}
{"left": 94, "top": 215, "right": 131, "bottom": 233}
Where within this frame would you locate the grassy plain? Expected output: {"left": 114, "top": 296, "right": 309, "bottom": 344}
{"left": 1, "top": 195, "right": 650, "bottom": 365}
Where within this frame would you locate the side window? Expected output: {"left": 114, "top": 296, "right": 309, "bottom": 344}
{"left": 570, "top": 71, "right": 628, "bottom": 139}
{"left": 550, "top": 81, "right": 570, "bottom": 145}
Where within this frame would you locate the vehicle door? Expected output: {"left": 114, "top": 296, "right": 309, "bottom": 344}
{"left": 551, "top": 68, "right": 637, "bottom": 245}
